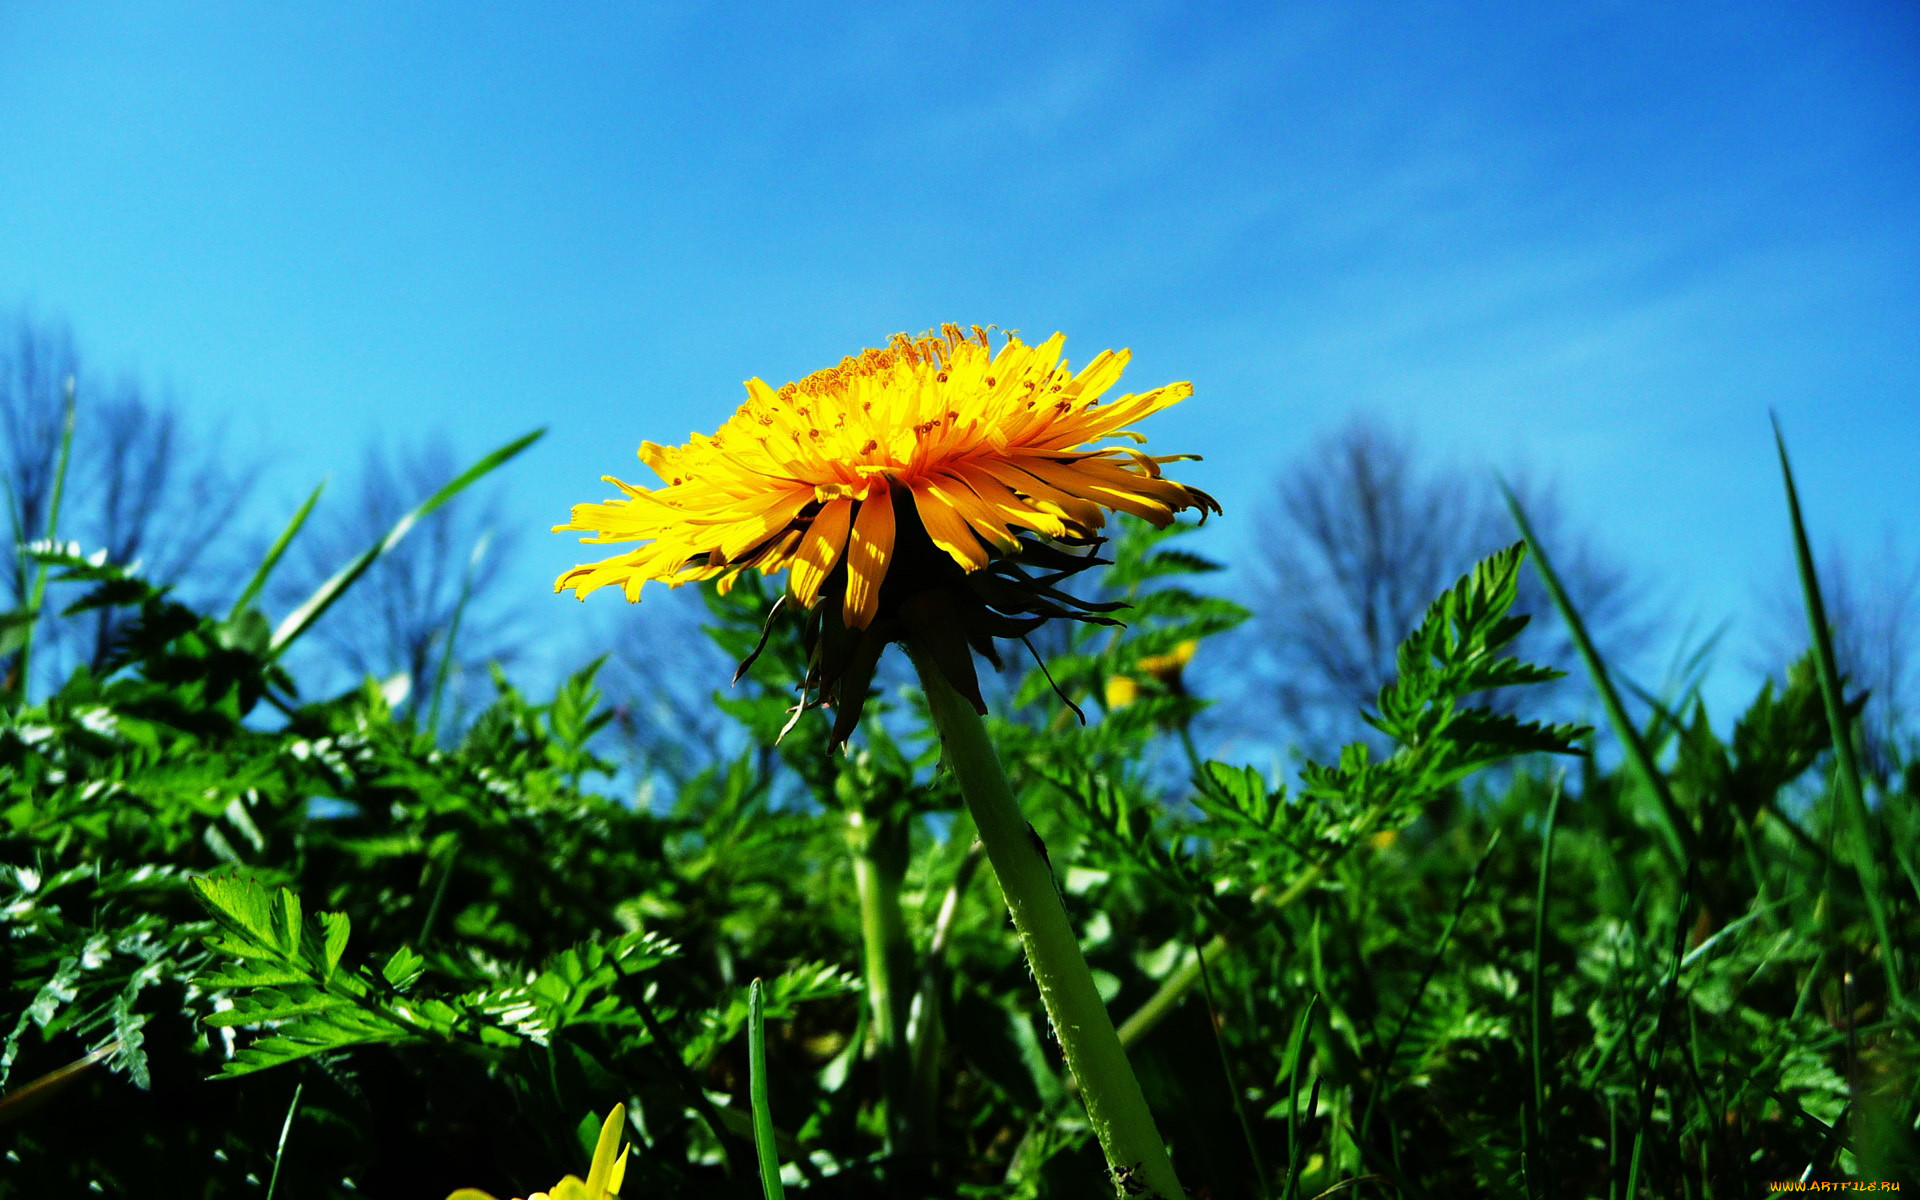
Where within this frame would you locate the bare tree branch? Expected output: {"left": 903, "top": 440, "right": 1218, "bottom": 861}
{"left": 77, "top": 377, "right": 258, "bottom": 668}
{"left": 594, "top": 590, "right": 742, "bottom": 793}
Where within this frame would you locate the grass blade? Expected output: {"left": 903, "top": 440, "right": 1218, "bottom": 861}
{"left": 1621, "top": 1122, "right": 1646, "bottom": 1200}
{"left": 264, "top": 1080, "right": 302, "bottom": 1200}
{"left": 230, "top": 482, "right": 324, "bottom": 621}
{"left": 1626, "top": 867, "right": 1695, "bottom": 1199}
{"left": 1502, "top": 482, "right": 1694, "bottom": 866}
{"left": 270, "top": 428, "right": 543, "bottom": 658}
{"left": 416, "top": 838, "right": 459, "bottom": 946}
{"left": 1770, "top": 414, "right": 1901, "bottom": 1004}
{"left": 1530, "top": 775, "right": 1563, "bottom": 1197}
{"left": 10, "top": 382, "right": 75, "bottom": 704}
{"left": 749, "top": 978, "right": 786, "bottom": 1200}
{"left": 1282, "top": 996, "right": 1319, "bottom": 1200}
{"left": 0, "top": 1042, "right": 116, "bottom": 1126}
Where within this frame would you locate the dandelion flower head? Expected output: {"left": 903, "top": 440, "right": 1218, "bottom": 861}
{"left": 554, "top": 324, "right": 1218, "bottom": 629}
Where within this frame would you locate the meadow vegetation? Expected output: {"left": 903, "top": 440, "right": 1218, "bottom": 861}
{"left": 2, "top": 425, "right": 1915, "bottom": 1198}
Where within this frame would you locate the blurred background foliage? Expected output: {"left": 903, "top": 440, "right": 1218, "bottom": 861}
{"left": 1, "top": 316, "right": 1917, "bottom": 1197}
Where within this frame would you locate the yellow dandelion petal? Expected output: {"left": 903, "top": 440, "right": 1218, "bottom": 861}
{"left": 789, "top": 496, "right": 853, "bottom": 608}
{"left": 715, "top": 489, "right": 812, "bottom": 560}
{"left": 583, "top": 1107, "right": 627, "bottom": 1197}
{"left": 969, "top": 457, "right": 1109, "bottom": 534}
{"left": 1013, "top": 455, "right": 1178, "bottom": 527}
{"left": 911, "top": 481, "right": 992, "bottom": 571}
{"left": 1068, "top": 347, "right": 1129, "bottom": 401}
{"left": 945, "top": 463, "right": 1071, "bottom": 540}
{"left": 922, "top": 471, "right": 1027, "bottom": 550}
{"left": 844, "top": 482, "right": 896, "bottom": 629}
{"left": 1046, "top": 382, "right": 1193, "bottom": 449}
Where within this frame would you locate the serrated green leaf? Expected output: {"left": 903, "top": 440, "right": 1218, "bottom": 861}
{"left": 204, "top": 992, "right": 346, "bottom": 1026}
{"left": 198, "top": 962, "right": 311, "bottom": 990}
{"left": 319, "top": 912, "right": 350, "bottom": 979}
{"left": 382, "top": 946, "right": 425, "bottom": 993}
{"left": 190, "top": 875, "right": 284, "bottom": 956}
{"left": 271, "top": 888, "right": 303, "bottom": 956}
{"left": 1443, "top": 711, "right": 1586, "bottom": 757}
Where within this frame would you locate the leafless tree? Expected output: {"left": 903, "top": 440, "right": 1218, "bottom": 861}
{"left": 592, "top": 588, "right": 743, "bottom": 794}
{"left": 1235, "top": 414, "right": 1643, "bottom": 757}
{"left": 75, "top": 377, "right": 257, "bottom": 665}
{"left": 3, "top": 312, "right": 257, "bottom": 688}
{"left": 1756, "top": 533, "right": 1919, "bottom": 778}
{"left": 275, "top": 437, "right": 523, "bottom": 727}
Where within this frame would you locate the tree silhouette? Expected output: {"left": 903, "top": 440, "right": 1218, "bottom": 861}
{"left": 3, "top": 312, "right": 256, "bottom": 689}
{"left": 276, "top": 437, "right": 522, "bottom": 729}
{"left": 79, "top": 377, "right": 257, "bottom": 666}
{"left": 1236, "top": 414, "right": 1641, "bottom": 756}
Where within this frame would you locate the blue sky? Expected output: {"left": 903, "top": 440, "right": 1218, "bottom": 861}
{"left": 2, "top": 1, "right": 1916, "bottom": 719}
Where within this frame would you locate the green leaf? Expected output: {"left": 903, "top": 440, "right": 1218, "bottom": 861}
{"left": 319, "top": 912, "right": 351, "bottom": 979}
{"left": 200, "top": 963, "right": 317, "bottom": 990}
{"left": 382, "top": 946, "right": 425, "bottom": 993}
{"left": 190, "top": 875, "right": 287, "bottom": 959}
{"left": 271, "top": 888, "right": 303, "bottom": 957}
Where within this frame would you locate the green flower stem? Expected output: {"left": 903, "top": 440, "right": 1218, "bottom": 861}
{"left": 847, "top": 806, "right": 916, "bottom": 1155}
{"left": 907, "top": 645, "right": 1182, "bottom": 1199}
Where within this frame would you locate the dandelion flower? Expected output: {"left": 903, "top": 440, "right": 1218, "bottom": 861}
{"left": 446, "top": 1107, "right": 628, "bottom": 1200}
{"left": 1106, "top": 640, "right": 1198, "bottom": 712}
{"left": 1136, "top": 639, "right": 1198, "bottom": 686}
{"left": 556, "top": 325, "right": 1218, "bottom": 740}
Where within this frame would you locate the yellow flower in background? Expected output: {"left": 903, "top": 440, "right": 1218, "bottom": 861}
{"left": 447, "top": 1107, "right": 629, "bottom": 1200}
{"left": 556, "top": 325, "right": 1218, "bottom": 743}
{"left": 1105, "top": 640, "right": 1198, "bottom": 712}
{"left": 1136, "top": 639, "right": 1197, "bottom": 687}
{"left": 555, "top": 325, "right": 1216, "bottom": 627}
{"left": 1104, "top": 674, "right": 1141, "bottom": 711}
